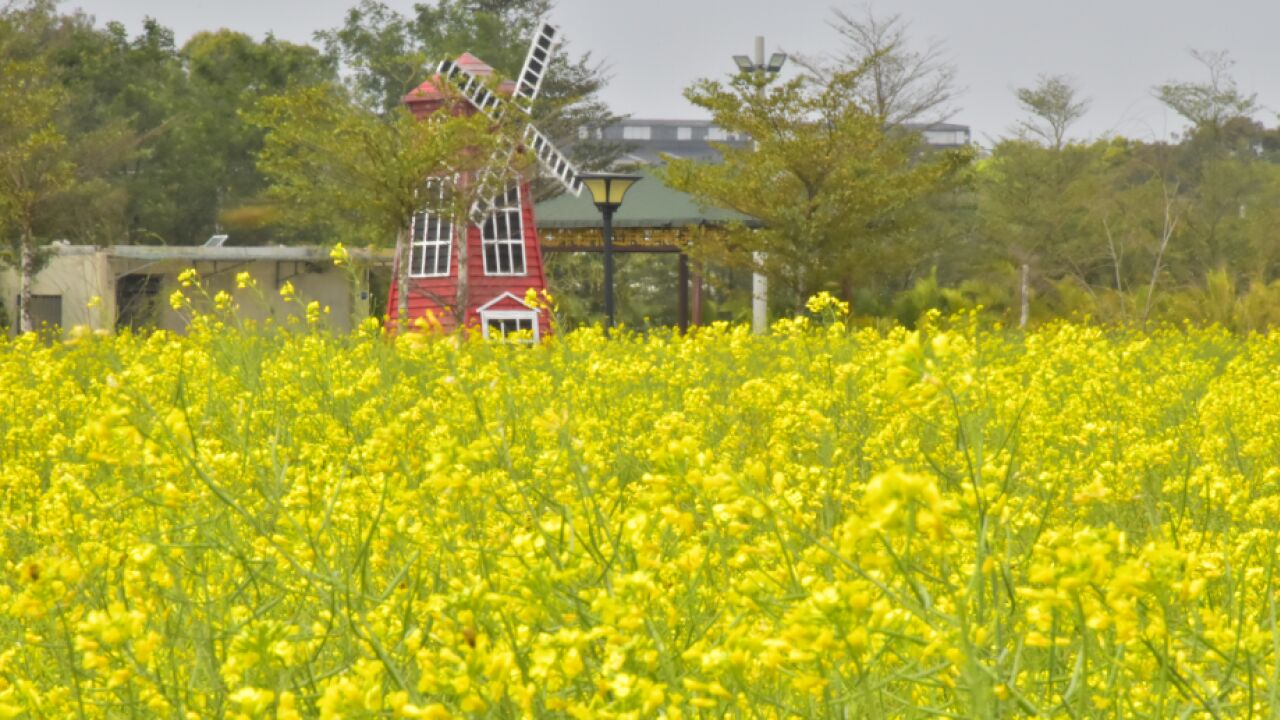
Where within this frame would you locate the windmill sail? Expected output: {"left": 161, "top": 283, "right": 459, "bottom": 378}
{"left": 435, "top": 29, "right": 584, "bottom": 198}
{"left": 514, "top": 23, "right": 557, "bottom": 104}
{"left": 468, "top": 149, "right": 517, "bottom": 223}
{"left": 437, "top": 59, "right": 506, "bottom": 119}
{"left": 524, "top": 126, "right": 582, "bottom": 196}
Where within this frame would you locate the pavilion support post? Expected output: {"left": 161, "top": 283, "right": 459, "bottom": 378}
{"left": 691, "top": 259, "right": 704, "bottom": 327}
{"left": 677, "top": 253, "right": 690, "bottom": 333}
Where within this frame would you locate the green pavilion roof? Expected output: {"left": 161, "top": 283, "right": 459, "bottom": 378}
{"left": 534, "top": 169, "right": 753, "bottom": 229}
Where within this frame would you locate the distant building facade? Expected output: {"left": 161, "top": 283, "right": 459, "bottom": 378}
{"left": 1, "top": 244, "right": 389, "bottom": 336}
{"left": 585, "top": 118, "right": 972, "bottom": 166}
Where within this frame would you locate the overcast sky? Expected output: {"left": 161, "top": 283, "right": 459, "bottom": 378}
{"left": 67, "top": 0, "right": 1280, "bottom": 146}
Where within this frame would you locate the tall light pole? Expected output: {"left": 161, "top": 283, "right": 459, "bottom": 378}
{"left": 733, "top": 38, "right": 786, "bottom": 335}
{"left": 579, "top": 172, "right": 642, "bottom": 332}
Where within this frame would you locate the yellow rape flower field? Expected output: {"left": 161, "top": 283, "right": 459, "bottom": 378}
{"left": 4, "top": 304, "right": 1280, "bottom": 718}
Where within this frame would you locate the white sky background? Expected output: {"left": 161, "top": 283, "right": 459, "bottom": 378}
{"left": 67, "top": 0, "right": 1280, "bottom": 146}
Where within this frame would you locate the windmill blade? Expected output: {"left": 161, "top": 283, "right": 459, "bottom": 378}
{"left": 468, "top": 151, "right": 515, "bottom": 224}
{"left": 524, "top": 125, "right": 583, "bottom": 196}
{"left": 514, "top": 23, "right": 557, "bottom": 104}
{"left": 436, "top": 59, "right": 508, "bottom": 119}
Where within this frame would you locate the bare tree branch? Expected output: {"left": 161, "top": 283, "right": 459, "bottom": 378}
{"left": 795, "top": 5, "right": 959, "bottom": 127}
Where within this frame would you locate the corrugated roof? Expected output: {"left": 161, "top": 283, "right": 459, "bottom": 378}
{"left": 534, "top": 169, "right": 753, "bottom": 229}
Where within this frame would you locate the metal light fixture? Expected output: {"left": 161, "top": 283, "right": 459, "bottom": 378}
{"left": 578, "top": 172, "right": 642, "bottom": 331}
{"left": 767, "top": 52, "right": 788, "bottom": 73}
{"left": 732, "top": 55, "right": 754, "bottom": 73}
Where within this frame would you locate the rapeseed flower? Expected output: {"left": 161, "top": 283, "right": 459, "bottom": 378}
{"left": 0, "top": 312, "right": 1275, "bottom": 717}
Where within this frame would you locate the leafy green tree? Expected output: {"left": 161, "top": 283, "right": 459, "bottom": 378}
{"left": 1015, "top": 75, "right": 1089, "bottom": 150}
{"left": 660, "top": 71, "right": 968, "bottom": 308}
{"left": 317, "top": 0, "right": 620, "bottom": 173}
{"left": 315, "top": 0, "right": 424, "bottom": 114}
{"left": 976, "top": 139, "right": 1118, "bottom": 325}
{"left": 98, "top": 26, "right": 335, "bottom": 245}
{"left": 172, "top": 30, "right": 335, "bottom": 243}
{"left": 250, "top": 82, "right": 523, "bottom": 324}
{"left": 0, "top": 3, "right": 133, "bottom": 332}
{"left": 0, "top": 56, "right": 73, "bottom": 332}
{"left": 1155, "top": 50, "right": 1257, "bottom": 142}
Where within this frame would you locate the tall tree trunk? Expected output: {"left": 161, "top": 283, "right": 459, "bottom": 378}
{"left": 453, "top": 213, "right": 469, "bottom": 329}
{"left": 1019, "top": 263, "right": 1030, "bottom": 329}
{"left": 1142, "top": 181, "right": 1181, "bottom": 329}
{"left": 19, "top": 230, "right": 34, "bottom": 334}
{"left": 394, "top": 228, "right": 410, "bottom": 330}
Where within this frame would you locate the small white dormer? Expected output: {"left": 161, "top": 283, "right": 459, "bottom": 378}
{"left": 476, "top": 292, "right": 541, "bottom": 342}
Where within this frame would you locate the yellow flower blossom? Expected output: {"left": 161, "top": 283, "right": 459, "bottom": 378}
{"left": 329, "top": 242, "right": 349, "bottom": 266}
{"left": 0, "top": 314, "right": 1275, "bottom": 717}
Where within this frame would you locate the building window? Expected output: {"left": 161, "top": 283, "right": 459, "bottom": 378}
{"left": 482, "top": 312, "right": 538, "bottom": 342}
{"left": 707, "top": 126, "right": 728, "bottom": 141}
{"left": 622, "top": 125, "right": 651, "bottom": 140}
{"left": 116, "top": 274, "right": 161, "bottom": 330}
{"left": 26, "top": 294, "right": 62, "bottom": 330}
{"left": 677, "top": 126, "right": 692, "bottom": 141}
{"left": 922, "top": 129, "right": 969, "bottom": 146}
{"left": 481, "top": 186, "right": 526, "bottom": 276}
{"left": 410, "top": 181, "right": 452, "bottom": 277}
{"left": 477, "top": 293, "right": 541, "bottom": 342}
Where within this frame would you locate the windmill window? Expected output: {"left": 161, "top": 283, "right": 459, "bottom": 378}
{"left": 486, "top": 316, "right": 534, "bottom": 338}
{"left": 480, "top": 310, "right": 539, "bottom": 342}
{"left": 410, "top": 212, "right": 453, "bottom": 277}
{"left": 410, "top": 182, "right": 452, "bottom": 277}
{"left": 481, "top": 186, "right": 526, "bottom": 276}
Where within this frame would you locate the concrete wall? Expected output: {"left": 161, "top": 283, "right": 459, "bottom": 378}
{"left": 1, "top": 246, "right": 377, "bottom": 336}
{"left": 0, "top": 246, "right": 116, "bottom": 334}
{"left": 149, "top": 259, "right": 372, "bottom": 334}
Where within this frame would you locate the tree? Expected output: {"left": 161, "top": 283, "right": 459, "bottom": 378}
{"left": 659, "top": 70, "right": 968, "bottom": 307}
{"left": 315, "top": 0, "right": 425, "bottom": 114}
{"left": 250, "top": 81, "right": 523, "bottom": 325}
{"left": 0, "top": 57, "right": 72, "bottom": 333}
{"left": 0, "top": 3, "right": 337, "bottom": 247}
{"left": 975, "top": 139, "right": 1113, "bottom": 326}
{"left": 316, "top": 0, "right": 620, "bottom": 173}
{"left": 173, "top": 30, "right": 336, "bottom": 243}
{"left": 94, "top": 25, "right": 336, "bottom": 245}
{"left": 1015, "top": 75, "right": 1089, "bottom": 150}
{"left": 0, "top": 3, "right": 134, "bottom": 333}
{"left": 799, "top": 5, "right": 958, "bottom": 127}
{"left": 1155, "top": 50, "right": 1257, "bottom": 140}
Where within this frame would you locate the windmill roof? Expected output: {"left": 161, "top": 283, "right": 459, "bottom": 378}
{"left": 454, "top": 52, "right": 494, "bottom": 76}
{"left": 403, "top": 52, "right": 516, "bottom": 103}
{"left": 534, "top": 168, "right": 754, "bottom": 229}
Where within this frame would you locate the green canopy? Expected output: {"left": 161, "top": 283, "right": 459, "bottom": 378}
{"left": 534, "top": 169, "right": 753, "bottom": 229}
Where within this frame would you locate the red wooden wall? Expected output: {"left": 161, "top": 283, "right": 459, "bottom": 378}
{"left": 386, "top": 178, "right": 550, "bottom": 336}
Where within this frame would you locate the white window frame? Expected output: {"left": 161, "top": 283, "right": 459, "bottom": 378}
{"left": 480, "top": 186, "right": 527, "bottom": 277}
{"left": 676, "top": 126, "right": 693, "bottom": 141}
{"left": 410, "top": 180, "right": 452, "bottom": 278}
{"left": 480, "top": 310, "right": 540, "bottom": 342}
{"left": 477, "top": 292, "right": 541, "bottom": 343}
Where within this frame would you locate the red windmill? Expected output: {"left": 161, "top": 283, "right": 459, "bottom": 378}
{"left": 388, "top": 23, "right": 583, "bottom": 341}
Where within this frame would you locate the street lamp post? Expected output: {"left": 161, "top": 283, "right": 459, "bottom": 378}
{"left": 579, "top": 172, "right": 642, "bottom": 332}
{"left": 733, "top": 38, "right": 786, "bottom": 336}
